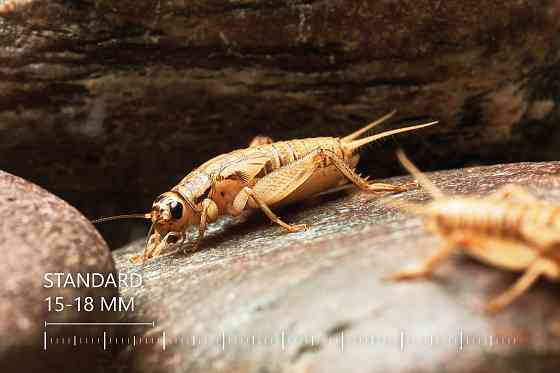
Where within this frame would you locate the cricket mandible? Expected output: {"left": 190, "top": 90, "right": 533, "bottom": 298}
{"left": 384, "top": 150, "right": 560, "bottom": 313}
{"left": 93, "top": 112, "right": 436, "bottom": 263}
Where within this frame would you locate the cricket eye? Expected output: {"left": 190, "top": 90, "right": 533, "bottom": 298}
{"left": 169, "top": 200, "right": 183, "bottom": 220}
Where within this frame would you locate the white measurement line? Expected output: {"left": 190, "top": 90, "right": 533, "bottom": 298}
{"left": 162, "top": 331, "right": 166, "bottom": 351}
{"left": 103, "top": 332, "right": 107, "bottom": 350}
{"left": 44, "top": 322, "right": 155, "bottom": 326}
{"left": 43, "top": 331, "right": 47, "bottom": 350}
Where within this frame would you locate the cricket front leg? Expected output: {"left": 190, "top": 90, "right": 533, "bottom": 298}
{"left": 150, "top": 231, "right": 184, "bottom": 258}
{"left": 130, "top": 231, "right": 184, "bottom": 264}
{"left": 192, "top": 198, "right": 220, "bottom": 250}
{"left": 130, "top": 232, "right": 163, "bottom": 264}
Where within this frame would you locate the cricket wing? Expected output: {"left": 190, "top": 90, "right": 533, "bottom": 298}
{"left": 250, "top": 156, "right": 317, "bottom": 206}
{"left": 218, "top": 150, "right": 271, "bottom": 183}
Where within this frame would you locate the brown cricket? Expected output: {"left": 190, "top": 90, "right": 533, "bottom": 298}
{"left": 384, "top": 150, "right": 560, "bottom": 313}
{"left": 93, "top": 112, "right": 435, "bottom": 263}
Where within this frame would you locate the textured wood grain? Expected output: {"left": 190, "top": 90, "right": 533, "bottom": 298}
{"left": 113, "top": 161, "right": 560, "bottom": 373}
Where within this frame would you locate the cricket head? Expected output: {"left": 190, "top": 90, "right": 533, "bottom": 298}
{"left": 150, "top": 191, "right": 197, "bottom": 234}
{"left": 91, "top": 193, "right": 197, "bottom": 263}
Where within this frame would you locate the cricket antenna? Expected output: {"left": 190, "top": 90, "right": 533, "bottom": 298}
{"left": 396, "top": 149, "right": 444, "bottom": 199}
{"left": 92, "top": 213, "right": 152, "bottom": 224}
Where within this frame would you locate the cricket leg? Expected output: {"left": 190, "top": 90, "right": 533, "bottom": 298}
{"left": 233, "top": 186, "right": 308, "bottom": 232}
{"left": 130, "top": 232, "right": 163, "bottom": 264}
{"left": 383, "top": 234, "right": 464, "bottom": 281}
{"left": 231, "top": 154, "right": 323, "bottom": 232}
{"left": 144, "top": 231, "right": 183, "bottom": 260}
{"left": 249, "top": 135, "right": 274, "bottom": 147}
{"left": 485, "top": 258, "right": 559, "bottom": 313}
{"left": 130, "top": 231, "right": 184, "bottom": 264}
{"left": 193, "top": 198, "right": 219, "bottom": 249}
{"left": 313, "top": 148, "right": 417, "bottom": 194}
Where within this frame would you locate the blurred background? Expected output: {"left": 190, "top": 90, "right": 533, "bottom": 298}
{"left": 1, "top": 0, "right": 559, "bottom": 247}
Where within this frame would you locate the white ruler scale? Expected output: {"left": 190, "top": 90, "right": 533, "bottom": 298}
{"left": 43, "top": 321, "right": 158, "bottom": 351}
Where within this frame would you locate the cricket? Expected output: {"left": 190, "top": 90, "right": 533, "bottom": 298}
{"left": 93, "top": 111, "right": 436, "bottom": 263}
{"left": 384, "top": 150, "right": 560, "bottom": 313}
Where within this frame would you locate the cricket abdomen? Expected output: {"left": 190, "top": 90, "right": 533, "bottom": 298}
{"left": 433, "top": 198, "right": 560, "bottom": 245}
{"left": 432, "top": 199, "right": 527, "bottom": 238}
{"left": 254, "top": 137, "right": 343, "bottom": 176}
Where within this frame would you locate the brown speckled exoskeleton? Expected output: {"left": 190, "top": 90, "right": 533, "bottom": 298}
{"left": 384, "top": 150, "right": 560, "bottom": 313}
{"left": 94, "top": 112, "right": 435, "bottom": 263}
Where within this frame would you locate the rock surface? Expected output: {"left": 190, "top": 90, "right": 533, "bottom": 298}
{"left": 1, "top": 0, "right": 560, "bottom": 246}
{"left": 113, "top": 161, "right": 560, "bottom": 373}
{"left": 0, "top": 171, "right": 118, "bottom": 373}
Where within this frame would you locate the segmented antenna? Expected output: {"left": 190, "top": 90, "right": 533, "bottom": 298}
{"left": 396, "top": 149, "right": 444, "bottom": 199}
{"left": 91, "top": 213, "right": 151, "bottom": 224}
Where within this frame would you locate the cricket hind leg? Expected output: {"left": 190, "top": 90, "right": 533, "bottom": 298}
{"left": 485, "top": 258, "right": 559, "bottom": 313}
{"left": 314, "top": 148, "right": 417, "bottom": 194}
{"left": 230, "top": 153, "right": 325, "bottom": 232}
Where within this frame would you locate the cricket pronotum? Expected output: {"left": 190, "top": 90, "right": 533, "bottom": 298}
{"left": 93, "top": 112, "right": 436, "bottom": 263}
{"left": 384, "top": 150, "right": 560, "bottom": 313}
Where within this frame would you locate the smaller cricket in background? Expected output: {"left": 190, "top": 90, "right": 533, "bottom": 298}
{"left": 383, "top": 150, "right": 560, "bottom": 313}
{"left": 94, "top": 112, "right": 436, "bottom": 264}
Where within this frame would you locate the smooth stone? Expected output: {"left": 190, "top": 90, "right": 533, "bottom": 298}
{"left": 0, "top": 171, "right": 119, "bottom": 373}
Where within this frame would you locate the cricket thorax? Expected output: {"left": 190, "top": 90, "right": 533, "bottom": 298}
{"left": 174, "top": 172, "right": 212, "bottom": 203}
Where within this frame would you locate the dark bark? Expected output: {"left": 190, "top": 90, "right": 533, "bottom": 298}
{"left": 1, "top": 0, "right": 559, "bottom": 247}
